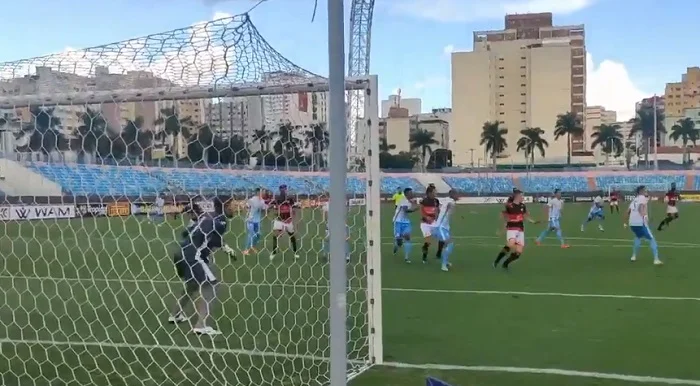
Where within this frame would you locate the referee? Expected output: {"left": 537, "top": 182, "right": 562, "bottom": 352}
{"left": 392, "top": 188, "right": 404, "bottom": 207}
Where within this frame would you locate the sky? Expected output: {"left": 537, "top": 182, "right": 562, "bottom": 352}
{"left": 0, "top": 0, "right": 698, "bottom": 121}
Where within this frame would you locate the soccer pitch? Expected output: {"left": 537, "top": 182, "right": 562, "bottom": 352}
{"left": 1, "top": 202, "right": 699, "bottom": 386}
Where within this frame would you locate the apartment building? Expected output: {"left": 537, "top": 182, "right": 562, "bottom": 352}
{"left": 451, "top": 13, "right": 585, "bottom": 165}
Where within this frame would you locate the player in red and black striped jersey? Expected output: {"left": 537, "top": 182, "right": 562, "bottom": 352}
{"left": 494, "top": 189, "right": 538, "bottom": 270}
{"left": 658, "top": 183, "right": 681, "bottom": 231}
{"left": 419, "top": 186, "right": 441, "bottom": 263}
{"left": 269, "top": 185, "right": 299, "bottom": 260}
{"left": 609, "top": 190, "right": 620, "bottom": 214}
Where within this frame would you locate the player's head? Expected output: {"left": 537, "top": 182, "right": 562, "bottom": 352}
{"left": 553, "top": 188, "right": 561, "bottom": 199}
{"left": 426, "top": 186, "right": 436, "bottom": 198}
{"left": 213, "top": 197, "right": 225, "bottom": 215}
{"left": 671, "top": 182, "right": 677, "bottom": 191}
{"left": 448, "top": 189, "right": 458, "bottom": 200}
{"left": 396, "top": 187, "right": 403, "bottom": 194}
{"left": 188, "top": 203, "right": 203, "bottom": 219}
{"left": 512, "top": 189, "right": 524, "bottom": 203}
{"left": 636, "top": 185, "right": 648, "bottom": 197}
{"left": 404, "top": 187, "right": 414, "bottom": 199}
{"left": 279, "top": 184, "right": 288, "bottom": 196}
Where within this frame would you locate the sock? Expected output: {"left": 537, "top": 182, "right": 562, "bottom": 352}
{"left": 657, "top": 218, "right": 667, "bottom": 230}
{"left": 246, "top": 232, "right": 255, "bottom": 249}
{"left": 632, "top": 237, "right": 641, "bottom": 257}
{"left": 556, "top": 229, "right": 564, "bottom": 245}
{"left": 650, "top": 238, "right": 659, "bottom": 260}
{"left": 436, "top": 241, "right": 445, "bottom": 259}
{"left": 537, "top": 228, "right": 549, "bottom": 242}
{"left": 615, "top": 206, "right": 620, "bottom": 213}
{"left": 271, "top": 235, "right": 278, "bottom": 254}
{"left": 503, "top": 252, "right": 520, "bottom": 268}
{"left": 421, "top": 242, "right": 430, "bottom": 261}
{"left": 194, "top": 283, "right": 217, "bottom": 329}
{"left": 441, "top": 242, "right": 454, "bottom": 266}
{"left": 403, "top": 240, "right": 413, "bottom": 261}
{"left": 393, "top": 238, "right": 403, "bottom": 254}
{"left": 290, "top": 236, "right": 298, "bottom": 252}
{"left": 494, "top": 246, "right": 510, "bottom": 266}
{"left": 610, "top": 206, "right": 613, "bottom": 213}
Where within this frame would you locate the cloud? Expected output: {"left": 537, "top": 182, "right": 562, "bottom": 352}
{"left": 391, "top": 0, "right": 595, "bottom": 22}
{"left": 586, "top": 53, "right": 649, "bottom": 121}
{"left": 413, "top": 75, "right": 449, "bottom": 91}
{"left": 443, "top": 44, "right": 455, "bottom": 56}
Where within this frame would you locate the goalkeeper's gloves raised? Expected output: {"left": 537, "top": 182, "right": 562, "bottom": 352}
{"left": 222, "top": 244, "right": 235, "bottom": 256}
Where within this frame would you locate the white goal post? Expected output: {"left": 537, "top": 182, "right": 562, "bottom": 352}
{"left": 0, "top": 14, "right": 382, "bottom": 386}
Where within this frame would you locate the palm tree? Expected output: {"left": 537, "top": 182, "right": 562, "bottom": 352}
{"left": 75, "top": 108, "right": 106, "bottom": 163}
{"left": 590, "top": 124, "right": 624, "bottom": 164}
{"left": 28, "top": 107, "right": 64, "bottom": 158}
{"left": 153, "top": 107, "right": 194, "bottom": 163}
{"left": 516, "top": 127, "right": 548, "bottom": 167}
{"left": 409, "top": 128, "right": 439, "bottom": 169}
{"left": 252, "top": 127, "right": 272, "bottom": 154}
{"left": 304, "top": 123, "right": 330, "bottom": 169}
{"left": 480, "top": 121, "right": 508, "bottom": 167}
{"left": 274, "top": 122, "right": 303, "bottom": 166}
{"left": 122, "top": 116, "right": 153, "bottom": 161}
{"left": 553, "top": 111, "right": 584, "bottom": 165}
{"left": 379, "top": 137, "right": 396, "bottom": 154}
{"left": 669, "top": 117, "right": 700, "bottom": 164}
{"left": 629, "top": 103, "right": 665, "bottom": 165}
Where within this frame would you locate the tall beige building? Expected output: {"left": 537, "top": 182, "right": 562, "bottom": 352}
{"left": 585, "top": 106, "right": 617, "bottom": 149}
{"left": 451, "top": 13, "right": 585, "bottom": 165}
{"left": 664, "top": 67, "right": 700, "bottom": 117}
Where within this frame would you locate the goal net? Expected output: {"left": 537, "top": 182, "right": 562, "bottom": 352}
{"left": 0, "top": 14, "right": 381, "bottom": 386}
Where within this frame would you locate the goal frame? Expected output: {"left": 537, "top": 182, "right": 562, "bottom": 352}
{"left": 0, "top": 75, "right": 384, "bottom": 383}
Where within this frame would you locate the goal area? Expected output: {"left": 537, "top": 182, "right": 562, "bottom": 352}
{"left": 0, "top": 15, "right": 382, "bottom": 386}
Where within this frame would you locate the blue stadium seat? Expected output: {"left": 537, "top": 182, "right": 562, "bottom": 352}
{"left": 29, "top": 164, "right": 425, "bottom": 196}
{"left": 596, "top": 174, "right": 685, "bottom": 191}
{"left": 442, "top": 176, "right": 513, "bottom": 194}
{"left": 520, "top": 176, "right": 589, "bottom": 193}
{"left": 694, "top": 175, "right": 700, "bottom": 190}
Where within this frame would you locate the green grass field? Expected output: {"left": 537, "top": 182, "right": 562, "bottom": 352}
{"left": 1, "top": 201, "right": 699, "bottom": 386}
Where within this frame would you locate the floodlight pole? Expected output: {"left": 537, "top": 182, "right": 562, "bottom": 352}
{"left": 328, "top": 0, "right": 348, "bottom": 385}
{"left": 653, "top": 95, "right": 659, "bottom": 170}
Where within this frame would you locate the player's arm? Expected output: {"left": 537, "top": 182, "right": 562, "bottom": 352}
{"left": 523, "top": 209, "right": 539, "bottom": 224}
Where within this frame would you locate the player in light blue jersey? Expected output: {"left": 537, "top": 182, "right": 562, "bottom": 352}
{"left": 581, "top": 192, "right": 605, "bottom": 232}
{"left": 536, "top": 189, "right": 570, "bottom": 248}
{"left": 433, "top": 189, "right": 459, "bottom": 272}
{"left": 392, "top": 188, "right": 417, "bottom": 263}
{"left": 243, "top": 188, "right": 269, "bottom": 256}
{"left": 624, "top": 185, "right": 662, "bottom": 265}
{"left": 150, "top": 193, "right": 166, "bottom": 226}
{"left": 322, "top": 199, "right": 350, "bottom": 262}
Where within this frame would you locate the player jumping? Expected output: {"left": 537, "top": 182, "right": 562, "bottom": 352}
{"left": 535, "top": 189, "right": 569, "bottom": 248}
{"left": 419, "top": 186, "right": 440, "bottom": 263}
{"left": 581, "top": 192, "right": 605, "bottom": 232}
{"left": 494, "top": 189, "right": 538, "bottom": 270}
{"left": 169, "top": 199, "right": 229, "bottom": 335}
{"left": 243, "top": 188, "right": 269, "bottom": 255}
{"left": 625, "top": 185, "right": 662, "bottom": 265}
{"left": 434, "top": 189, "right": 459, "bottom": 272}
{"left": 270, "top": 185, "right": 300, "bottom": 260}
{"left": 392, "top": 188, "right": 416, "bottom": 263}
{"left": 658, "top": 183, "right": 680, "bottom": 231}
{"left": 609, "top": 189, "right": 620, "bottom": 214}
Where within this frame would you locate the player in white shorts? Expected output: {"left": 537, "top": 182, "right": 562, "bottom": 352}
{"left": 419, "top": 186, "right": 440, "bottom": 263}
{"left": 658, "top": 183, "right": 681, "bottom": 231}
{"left": 494, "top": 189, "right": 538, "bottom": 270}
{"left": 625, "top": 185, "right": 662, "bottom": 265}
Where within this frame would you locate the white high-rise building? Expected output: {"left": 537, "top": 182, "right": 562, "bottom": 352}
{"left": 206, "top": 97, "right": 264, "bottom": 139}
{"left": 381, "top": 95, "right": 421, "bottom": 117}
{"left": 261, "top": 71, "right": 328, "bottom": 129}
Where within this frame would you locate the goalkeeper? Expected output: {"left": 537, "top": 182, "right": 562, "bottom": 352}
{"left": 168, "top": 198, "right": 232, "bottom": 336}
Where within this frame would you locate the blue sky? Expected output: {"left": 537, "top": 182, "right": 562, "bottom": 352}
{"left": 0, "top": 0, "right": 697, "bottom": 120}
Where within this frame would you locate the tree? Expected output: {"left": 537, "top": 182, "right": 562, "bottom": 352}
{"left": 153, "top": 107, "right": 194, "bottom": 163}
{"left": 122, "top": 116, "right": 153, "bottom": 161}
{"left": 304, "top": 123, "right": 329, "bottom": 169}
{"left": 409, "top": 128, "right": 439, "bottom": 169}
{"left": 669, "top": 117, "right": 700, "bottom": 164}
{"left": 187, "top": 124, "right": 215, "bottom": 163}
{"left": 590, "top": 124, "right": 624, "bottom": 163}
{"left": 27, "top": 107, "right": 65, "bottom": 158}
{"left": 252, "top": 127, "right": 272, "bottom": 154}
{"left": 75, "top": 108, "right": 107, "bottom": 163}
{"left": 516, "top": 127, "right": 548, "bottom": 167}
{"left": 379, "top": 137, "right": 396, "bottom": 153}
{"left": 629, "top": 103, "right": 665, "bottom": 164}
{"left": 274, "top": 122, "right": 303, "bottom": 167}
{"left": 554, "top": 111, "right": 584, "bottom": 165}
{"left": 479, "top": 121, "right": 508, "bottom": 167}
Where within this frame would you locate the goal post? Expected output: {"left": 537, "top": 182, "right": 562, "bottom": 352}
{"left": 0, "top": 14, "right": 382, "bottom": 386}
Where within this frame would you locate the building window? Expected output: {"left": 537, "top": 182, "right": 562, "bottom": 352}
{"left": 520, "top": 93, "right": 526, "bottom": 96}
{"left": 499, "top": 103, "right": 505, "bottom": 106}
{"left": 499, "top": 85, "right": 505, "bottom": 88}
{"left": 499, "top": 94, "right": 505, "bottom": 97}
{"left": 520, "top": 120, "right": 526, "bottom": 123}
{"left": 499, "top": 112, "right": 505, "bottom": 115}
{"left": 499, "top": 58, "right": 504, "bottom": 61}
{"left": 521, "top": 56, "right": 526, "bottom": 60}
{"left": 520, "top": 66, "right": 526, "bottom": 69}
{"left": 499, "top": 76, "right": 504, "bottom": 79}
{"left": 521, "top": 75, "right": 526, "bottom": 78}
{"left": 520, "top": 84, "right": 526, "bottom": 87}
{"left": 521, "top": 102, "right": 526, "bottom": 105}
{"left": 499, "top": 121, "right": 505, "bottom": 124}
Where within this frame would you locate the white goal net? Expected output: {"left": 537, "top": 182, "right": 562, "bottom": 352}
{"left": 0, "top": 14, "right": 381, "bottom": 386}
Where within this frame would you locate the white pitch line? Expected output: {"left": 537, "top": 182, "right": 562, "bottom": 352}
{"left": 380, "top": 242, "right": 700, "bottom": 249}
{"left": 2, "top": 275, "right": 699, "bottom": 302}
{"left": 380, "top": 235, "right": 700, "bottom": 247}
{"left": 383, "top": 361, "right": 700, "bottom": 386}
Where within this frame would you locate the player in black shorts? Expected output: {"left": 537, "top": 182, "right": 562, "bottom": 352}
{"left": 168, "top": 199, "right": 228, "bottom": 336}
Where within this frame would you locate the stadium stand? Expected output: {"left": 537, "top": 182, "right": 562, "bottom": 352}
{"left": 520, "top": 175, "right": 589, "bottom": 192}
{"left": 595, "top": 174, "right": 686, "bottom": 191}
{"left": 694, "top": 175, "right": 700, "bottom": 190}
{"left": 28, "top": 163, "right": 424, "bottom": 196}
{"left": 442, "top": 176, "right": 513, "bottom": 194}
